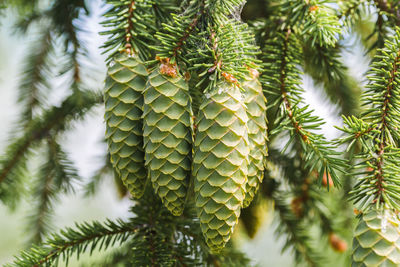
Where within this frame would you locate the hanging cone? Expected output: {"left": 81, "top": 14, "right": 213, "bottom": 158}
{"left": 242, "top": 77, "right": 268, "bottom": 208}
{"left": 193, "top": 82, "right": 249, "bottom": 252}
{"left": 104, "top": 53, "right": 148, "bottom": 199}
{"left": 352, "top": 208, "right": 400, "bottom": 266}
{"left": 142, "top": 63, "right": 192, "bottom": 216}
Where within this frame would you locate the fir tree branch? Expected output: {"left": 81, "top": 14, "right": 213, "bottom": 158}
{"left": 358, "top": 1, "right": 400, "bottom": 53}
{"left": 101, "top": 0, "right": 150, "bottom": 58}
{"left": 6, "top": 220, "right": 136, "bottom": 267}
{"left": 171, "top": 12, "right": 202, "bottom": 59}
{"left": 51, "top": 0, "right": 87, "bottom": 46}
{"left": 278, "top": 32, "right": 312, "bottom": 144}
{"left": 358, "top": 41, "right": 400, "bottom": 206}
{"left": 130, "top": 190, "right": 250, "bottom": 266}
{"left": 27, "top": 137, "right": 80, "bottom": 244}
{"left": 101, "top": 0, "right": 176, "bottom": 60}
{"left": 338, "top": 116, "right": 377, "bottom": 152}
{"left": 154, "top": 2, "right": 205, "bottom": 62}
{"left": 280, "top": 0, "right": 341, "bottom": 47}
{"left": 341, "top": 28, "right": 400, "bottom": 210}
{"left": 188, "top": 18, "right": 259, "bottom": 90}
{"left": 130, "top": 191, "right": 176, "bottom": 266}
{"left": 363, "top": 40, "right": 400, "bottom": 143}
{"left": 0, "top": 90, "right": 101, "bottom": 205}
{"left": 206, "top": 0, "right": 246, "bottom": 18}
{"left": 30, "top": 162, "right": 53, "bottom": 245}
{"left": 262, "top": 30, "right": 345, "bottom": 187}
{"left": 8, "top": 188, "right": 251, "bottom": 266}
{"left": 18, "top": 26, "right": 54, "bottom": 123}
{"left": 153, "top": 0, "right": 259, "bottom": 92}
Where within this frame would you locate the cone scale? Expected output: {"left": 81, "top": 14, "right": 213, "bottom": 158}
{"left": 193, "top": 82, "right": 249, "bottom": 252}
{"left": 242, "top": 77, "right": 268, "bottom": 208}
{"left": 104, "top": 53, "right": 148, "bottom": 199}
{"left": 352, "top": 208, "right": 400, "bottom": 267}
{"left": 142, "top": 65, "right": 192, "bottom": 216}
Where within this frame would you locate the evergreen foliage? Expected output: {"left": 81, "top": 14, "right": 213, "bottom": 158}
{"left": 340, "top": 28, "right": 400, "bottom": 211}
{"left": 28, "top": 137, "right": 80, "bottom": 244}
{"left": 2, "top": 0, "right": 400, "bottom": 266}
{"left": 280, "top": 0, "right": 341, "bottom": 47}
{"left": 262, "top": 30, "right": 345, "bottom": 188}
{"left": 0, "top": 90, "right": 101, "bottom": 208}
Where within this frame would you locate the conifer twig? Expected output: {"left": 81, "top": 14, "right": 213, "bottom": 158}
{"left": 0, "top": 90, "right": 101, "bottom": 205}
{"left": 7, "top": 220, "right": 137, "bottom": 267}
{"left": 341, "top": 28, "right": 400, "bottom": 210}
{"left": 263, "top": 29, "right": 345, "bottom": 187}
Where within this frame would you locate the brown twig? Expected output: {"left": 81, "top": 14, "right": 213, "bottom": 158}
{"left": 124, "top": 1, "right": 136, "bottom": 55}
{"left": 374, "top": 50, "right": 400, "bottom": 201}
{"left": 279, "top": 29, "right": 310, "bottom": 144}
{"left": 172, "top": 11, "right": 203, "bottom": 58}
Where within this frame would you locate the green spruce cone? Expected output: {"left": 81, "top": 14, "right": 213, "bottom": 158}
{"left": 352, "top": 208, "right": 400, "bottom": 267}
{"left": 104, "top": 53, "right": 148, "bottom": 199}
{"left": 242, "top": 77, "right": 268, "bottom": 208}
{"left": 142, "top": 65, "right": 192, "bottom": 216}
{"left": 193, "top": 82, "right": 249, "bottom": 252}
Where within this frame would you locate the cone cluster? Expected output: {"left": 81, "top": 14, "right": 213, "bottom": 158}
{"left": 104, "top": 55, "right": 268, "bottom": 252}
